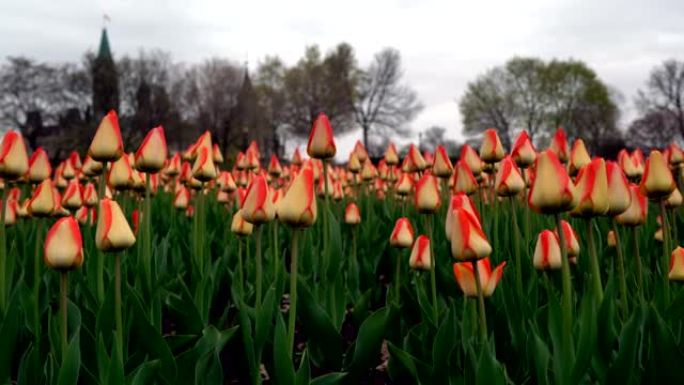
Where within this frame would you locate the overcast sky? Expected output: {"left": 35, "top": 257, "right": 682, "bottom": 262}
{"left": 2, "top": 0, "right": 684, "bottom": 158}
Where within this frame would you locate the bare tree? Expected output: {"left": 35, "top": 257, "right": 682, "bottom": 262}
{"left": 255, "top": 56, "right": 287, "bottom": 156}
{"left": 419, "top": 126, "right": 460, "bottom": 155}
{"left": 353, "top": 48, "right": 423, "bottom": 150}
{"left": 627, "top": 110, "right": 679, "bottom": 150}
{"left": 636, "top": 59, "right": 684, "bottom": 141}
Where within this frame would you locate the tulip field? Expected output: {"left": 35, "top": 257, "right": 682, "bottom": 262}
{"left": 2, "top": 111, "right": 684, "bottom": 385}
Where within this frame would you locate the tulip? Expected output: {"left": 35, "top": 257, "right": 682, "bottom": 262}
{"left": 604, "top": 161, "right": 632, "bottom": 216}
{"left": 432, "top": 145, "right": 453, "bottom": 178}
{"left": 554, "top": 220, "right": 580, "bottom": 257}
{"left": 212, "top": 143, "right": 224, "bottom": 164}
{"left": 277, "top": 166, "right": 317, "bottom": 228}
{"left": 245, "top": 148, "right": 260, "bottom": 171}
{"left": 452, "top": 160, "right": 479, "bottom": 195}
{"left": 291, "top": 148, "right": 303, "bottom": 166}
{"left": 460, "top": 145, "right": 483, "bottom": 175}
{"left": 409, "top": 235, "right": 432, "bottom": 271}
{"left": 82, "top": 155, "right": 103, "bottom": 177}
{"left": 353, "top": 140, "right": 368, "bottom": 163}
{"left": 165, "top": 153, "right": 181, "bottom": 177}
{"left": 96, "top": 198, "right": 136, "bottom": 252}
{"left": 192, "top": 146, "right": 217, "bottom": 182}
{"left": 28, "top": 179, "right": 58, "bottom": 217}
{"left": 668, "top": 143, "right": 684, "bottom": 166}
{"left": 480, "top": 128, "right": 505, "bottom": 163}
{"left": 615, "top": 185, "right": 648, "bottom": 226}
{"left": 108, "top": 155, "right": 134, "bottom": 190}
{"left": 528, "top": 150, "right": 575, "bottom": 214}
{"left": 450, "top": 207, "right": 491, "bottom": 261}
{"left": 445, "top": 193, "right": 480, "bottom": 240}
{"left": 307, "top": 113, "right": 337, "bottom": 159}
{"left": 348, "top": 152, "right": 362, "bottom": 174}
{"left": 61, "top": 179, "right": 83, "bottom": 210}
{"left": 401, "top": 144, "right": 426, "bottom": 173}
{"left": 360, "top": 159, "right": 376, "bottom": 182}
{"left": 344, "top": 203, "right": 361, "bottom": 225}
{"left": 568, "top": 139, "right": 591, "bottom": 176}
{"left": 268, "top": 155, "right": 283, "bottom": 177}
{"left": 395, "top": 172, "right": 414, "bottom": 197}
{"left": 511, "top": 130, "right": 536, "bottom": 168}
{"left": 27, "top": 147, "right": 52, "bottom": 183}
{"left": 548, "top": 127, "right": 569, "bottom": 163}
{"left": 669, "top": 246, "right": 684, "bottom": 281}
{"left": 217, "top": 171, "right": 237, "bottom": 193}
{"left": 44, "top": 217, "right": 83, "bottom": 271}
{"left": 384, "top": 143, "right": 399, "bottom": 165}
{"left": 640, "top": 150, "right": 676, "bottom": 199}
{"left": 89, "top": 110, "right": 124, "bottom": 162}
{"left": 0, "top": 130, "right": 29, "bottom": 179}
{"left": 666, "top": 187, "right": 683, "bottom": 208}
{"left": 2, "top": 199, "right": 17, "bottom": 226}
{"left": 62, "top": 160, "right": 76, "bottom": 180}
{"left": 414, "top": 173, "right": 440, "bottom": 213}
{"left": 607, "top": 230, "right": 617, "bottom": 247}
{"left": 453, "top": 257, "right": 505, "bottom": 341}
{"left": 390, "top": 217, "right": 414, "bottom": 248}
{"left": 134, "top": 126, "right": 167, "bottom": 172}
{"left": 494, "top": 156, "right": 524, "bottom": 197}
{"left": 533, "top": 230, "right": 562, "bottom": 270}
{"left": 242, "top": 175, "right": 275, "bottom": 224}
{"left": 571, "top": 158, "right": 609, "bottom": 217}
{"left": 231, "top": 208, "right": 254, "bottom": 236}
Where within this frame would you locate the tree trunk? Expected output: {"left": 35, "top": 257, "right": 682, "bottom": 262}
{"left": 363, "top": 124, "right": 369, "bottom": 150}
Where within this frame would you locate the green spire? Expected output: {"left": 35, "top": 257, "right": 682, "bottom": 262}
{"left": 97, "top": 28, "right": 112, "bottom": 59}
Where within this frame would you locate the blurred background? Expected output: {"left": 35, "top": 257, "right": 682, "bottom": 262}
{"left": 1, "top": 0, "right": 683, "bottom": 163}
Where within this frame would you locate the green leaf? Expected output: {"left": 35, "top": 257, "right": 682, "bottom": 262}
{"left": 57, "top": 334, "right": 81, "bottom": 385}
{"left": 0, "top": 291, "right": 21, "bottom": 382}
{"left": 297, "top": 279, "right": 342, "bottom": 370}
{"left": 310, "top": 372, "right": 347, "bottom": 385}
{"left": 296, "top": 350, "right": 311, "bottom": 385}
{"left": 529, "top": 332, "right": 550, "bottom": 385}
{"left": 475, "top": 346, "right": 506, "bottom": 385}
{"left": 605, "top": 306, "right": 644, "bottom": 385}
{"left": 255, "top": 285, "right": 277, "bottom": 359}
{"left": 571, "top": 294, "right": 598, "bottom": 383}
{"left": 272, "top": 315, "right": 295, "bottom": 385}
{"left": 128, "top": 360, "right": 161, "bottom": 385}
{"left": 345, "top": 307, "right": 388, "bottom": 378}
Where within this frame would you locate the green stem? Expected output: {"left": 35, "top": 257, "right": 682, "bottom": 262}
{"left": 287, "top": 230, "right": 300, "bottom": 359}
{"left": 143, "top": 173, "right": 152, "bottom": 294}
{"left": 425, "top": 215, "right": 438, "bottom": 324}
{"left": 633, "top": 226, "right": 643, "bottom": 301}
{"left": 96, "top": 161, "right": 108, "bottom": 304}
{"left": 238, "top": 238, "right": 244, "bottom": 296}
{"left": 272, "top": 222, "right": 279, "bottom": 280}
{"left": 34, "top": 218, "right": 45, "bottom": 339}
{"left": 586, "top": 218, "right": 603, "bottom": 302}
{"left": 660, "top": 199, "right": 671, "bottom": 305}
{"left": 114, "top": 254, "right": 124, "bottom": 364}
{"left": 394, "top": 248, "right": 401, "bottom": 305}
{"left": 0, "top": 185, "right": 6, "bottom": 315}
{"left": 510, "top": 197, "right": 523, "bottom": 296}
{"left": 612, "top": 220, "right": 628, "bottom": 319}
{"left": 60, "top": 271, "right": 68, "bottom": 362}
{"left": 322, "top": 160, "right": 330, "bottom": 268}
{"left": 255, "top": 225, "right": 263, "bottom": 312}
{"left": 555, "top": 213, "right": 574, "bottom": 362}
{"left": 472, "top": 260, "right": 487, "bottom": 343}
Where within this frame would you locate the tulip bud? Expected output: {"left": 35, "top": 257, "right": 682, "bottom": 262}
{"left": 268, "top": 155, "right": 282, "bottom": 177}
{"left": 668, "top": 143, "right": 684, "bottom": 166}
{"left": 241, "top": 175, "right": 275, "bottom": 224}
{"left": 460, "top": 145, "right": 483, "bottom": 175}
{"left": 291, "top": 148, "right": 303, "bottom": 166}
{"left": 231, "top": 209, "right": 254, "bottom": 236}
{"left": 669, "top": 246, "right": 684, "bottom": 281}
{"left": 108, "top": 155, "right": 134, "bottom": 190}
{"left": 277, "top": 166, "right": 317, "bottom": 227}
{"left": 533, "top": 230, "right": 562, "bottom": 270}
{"left": 62, "top": 179, "right": 83, "bottom": 210}
{"left": 605, "top": 161, "right": 631, "bottom": 216}
{"left": 528, "top": 150, "right": 575, "bottom": 213}
{"left": 353, "top": 140, "right": 368, "bottom": 163}
{"left": 495, "top": 156, "right": 524, "bottom": 197}
{"left": 245, "top": 148, "right": 260, "bottom": 171}
{"left": 607, "top": 230, "right": 617, "bottom": 248}
{"left": 44, "top": 216, "right": 83, "bottom": 270}
{"left": 27, "top": 147, "right": 52, "bottom": 183}
{"left": 432, "top": 145, "right": 453, "bottom": 178}
{"left": 348, "top": 152, "right": 362, "bottom": 173}
{"left": 307, "top": 113, "right": 336, "bottom": 159}
{"left": 452, "top": 160, "right": 479, "bottom": 195}
{"left": 511, "top": 130, "right": 536, "bottom": 168}
{"left": 414, "top": 173, "right": 440, "bottom": 213}
{"left": 96, "top": 198, "right": 136, "bottom": 252}
{"left": 217, "top": 171, "right": 237, "bottom": 193}
{"left": 395, "top": 172, "right": 414, "bottom": 196}
{"left": 390, "top": 217, "right": 414, "bottom": 248}
{"left": 28, "top": 179, "right": 57, "bottom": 217}
{"left": 409, "top": 235, "right": 432, "bottom": 271}
{"left": 568, "top": 139, "right": 591, "bottom": 176}
{"left": 615, "top": 184, "right": 648, "bottom": 226}
{"left": 452, "top": 257, "right": 506, "bottom": 297}
{"left": 3, "top": 199, "right": 17, "bottom": 226}
{"left": 554, "top": 220, "right": 580, "bottom": 257}
{"left": 164, "top": 153, "right": 181, "bottom": 177}
{"left": 360, "top": 159, "right": 376, "bottom": 182}
{"left": 480, "top": 128, "right": 505, "bottom": 163}
{"left": 89, "top": 110, "right": 124, "bottom": 161}
{"left": 344, "top": 203, "right": 361, "bottom": 225}
{"left": 666, "top": 187, "right": 683, "bottom": 208}
{"left": 173, "top": 186, "right": 190, "bottom": 209}
{"left": 0, "top": 130, "right": 29, "bottom": 179}
{"left": 571, "top": 158, "right": 609, "bottom": 217}
{"left": 134, "top": 126, "right": 167, "bottom": 172}
{"left": 450, "top": 207, "right": 491, "bottom": 260}
{"left": 403, "top": 144, "right": 426, "bottom": 173}
{"left": 384, "top": 143, "right": 399, "bottom": 165}
{"left": 192, "top": 146, "right": 217, "bottom": 182}
{"left": 640, "top": 150, "right": 676, "bottom": 199}
{"left": 445, "top": 193, "right": 480, "bottom": 240}
{"left": 213, "top": 143, "right": 224, "bottom": 164}
{"left": 83, "top": 183, "right": 98, "bottom": 207}
{"left": 548, "top": 128, "right": 569, "bottom": 163}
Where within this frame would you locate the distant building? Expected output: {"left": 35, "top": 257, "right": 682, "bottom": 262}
{"left": 92, "top": 28, "right": 119, "bottom": 120}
